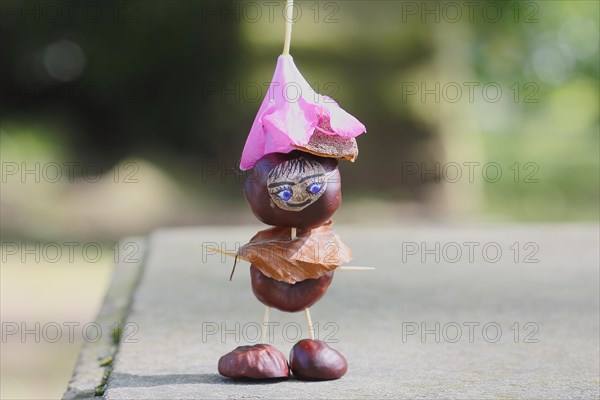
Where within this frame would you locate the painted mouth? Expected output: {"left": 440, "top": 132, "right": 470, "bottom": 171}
{"left": 287, "top": 199, "right": 312, "bottom": 208}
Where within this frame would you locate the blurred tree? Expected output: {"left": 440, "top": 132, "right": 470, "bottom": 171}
{"left": 1, "top": 0, "right": 242, "bottom": 165}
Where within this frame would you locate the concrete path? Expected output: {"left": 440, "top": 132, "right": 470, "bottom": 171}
{"left": 68, "top": 224, "right": 599, "bottom": 399}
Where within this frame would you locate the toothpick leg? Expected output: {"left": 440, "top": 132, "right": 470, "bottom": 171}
{"left": 261, "top": 306, "right": 271, "bottom": 343}
{"left": 304, "top": 308, "right": 315, "bottom": 340}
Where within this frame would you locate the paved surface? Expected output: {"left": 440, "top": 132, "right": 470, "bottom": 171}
{"left": 90, "top": 225, "right": 598, "bottom": 399}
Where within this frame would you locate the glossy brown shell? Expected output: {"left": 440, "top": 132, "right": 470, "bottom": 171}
{"left": 289, "top": 339, "right": 348, "bottom": 381}
{"left": 250, "top": 265, "right": 334, "bottom": 312}
{"left": 218, "top": 344, "right": 289, "bottom": 379}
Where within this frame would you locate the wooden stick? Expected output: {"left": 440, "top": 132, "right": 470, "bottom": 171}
{"left": 304, "top": 308, "right": 315, "bottom": 340}
{"left": 201, "top": 244, "right": 239, "bottom": 259}
{"left": 282, "top": 0, "right": 294, "bottom": 55}
{"left": 338, "top": 266, "right": 375, "bottom": 271}
{"left": 261, "top": 306, "right": 271, "bottom": 343}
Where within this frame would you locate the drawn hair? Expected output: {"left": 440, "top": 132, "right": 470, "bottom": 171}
{"left": 268, "top": 157, "right": 317, "bottom": 181}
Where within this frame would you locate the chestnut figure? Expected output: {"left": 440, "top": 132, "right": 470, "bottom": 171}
{"left": 244, "top": 151, "right": 341, "bottom": 230}
{"left": 219, "top": 8, "right": 368, "bottom": 382}
{"left": 250, "top": 265, "right": 334, "bottom": 312}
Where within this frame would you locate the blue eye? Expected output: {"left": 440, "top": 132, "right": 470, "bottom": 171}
{"left": 307, "top": 182, "right": 323, "bottom": 195}
{"left": 278, "top": 188, "right": 293, "bottom": 201}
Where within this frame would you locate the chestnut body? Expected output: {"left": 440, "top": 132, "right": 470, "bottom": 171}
{"left": 250, "top": 265, "right": 334, "bottom": 312}
{"left": 244, "top": 151, "right": 341, "bottom": 230}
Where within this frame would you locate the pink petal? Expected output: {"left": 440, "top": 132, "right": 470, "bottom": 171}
{"left": 240, "top": 55, "right": 365, "bottom": 170}
{"left": 319, "top": 96, "right": 366, "bottom": 138}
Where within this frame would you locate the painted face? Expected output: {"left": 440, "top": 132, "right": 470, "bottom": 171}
{"left": 267, "top": 157, "right": 328, "bottom": 211}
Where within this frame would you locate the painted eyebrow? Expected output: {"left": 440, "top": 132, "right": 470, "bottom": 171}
{"left": 268, "top": 181, "right": 295, "bottom": 188}
{"left": 299, "top": 173, "right": 324, "bottom": 183}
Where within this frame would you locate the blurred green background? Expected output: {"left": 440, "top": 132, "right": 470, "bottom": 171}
{"left": 1, "top": 0, "right": 598, "bottom": 398}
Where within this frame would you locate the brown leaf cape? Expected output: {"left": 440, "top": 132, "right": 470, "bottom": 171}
{"left": 238, "top": 221, "right": 352, "bottom": 284}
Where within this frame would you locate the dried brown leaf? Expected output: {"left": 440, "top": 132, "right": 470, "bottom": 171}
{"left": 238, "top": 221, "right": 352, "bottom": 284}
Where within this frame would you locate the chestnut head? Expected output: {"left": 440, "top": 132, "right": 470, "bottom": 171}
{"left": 244, "top": 151, "right": 341, "bottom": 229}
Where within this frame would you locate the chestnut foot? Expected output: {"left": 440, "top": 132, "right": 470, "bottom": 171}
{"left": 289, "top": 339, "right": 348, "bottom": 381}
{"left": 218, "top": 344, "right": 289, "bottom": 379}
